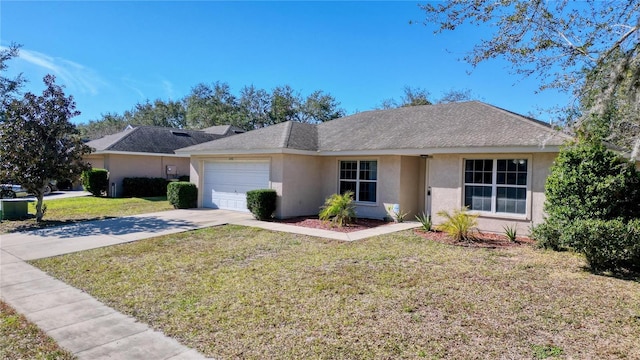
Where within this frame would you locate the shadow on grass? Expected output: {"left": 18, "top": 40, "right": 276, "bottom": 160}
{"left": 2, "top": 216, "right": 119, "bottom": 234}
{"left": 26, "top": 215, "right": 196, "bottom": 239}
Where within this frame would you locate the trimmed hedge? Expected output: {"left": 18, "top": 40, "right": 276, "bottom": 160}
{"left": 81, "top": 168, "right": 109, "bottom": 196}
{"left": 246, "top": 189, "right": 277, "bottom": 220}
{"left": 167, "top": 182, "right": 197, "bottom": 209}
{"left": 122, "top": 177, "right": 168, "bottom": 197}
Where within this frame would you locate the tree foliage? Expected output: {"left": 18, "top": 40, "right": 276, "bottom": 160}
{"left": 420, "top": 0, "right": 640, "bottom": 157}
{"left": 0, "top": 43, "right": 26, "bottom": 106}
{"left": 1, "top": 75, "right": 92, "bottom": 221}
{"left": 78, "top": 82, "right": 345, "bottom": 138}
{"left": 378, "top": 86, "right": 475, "bottom": 109}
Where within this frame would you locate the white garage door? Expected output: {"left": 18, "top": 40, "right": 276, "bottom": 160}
{"left": 202, "top": 160, "right": 270, "bottom": 211}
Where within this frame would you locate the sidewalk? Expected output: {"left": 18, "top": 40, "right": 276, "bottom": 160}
{"left": 1, "top": 209, "right": 419, "bottom": 359}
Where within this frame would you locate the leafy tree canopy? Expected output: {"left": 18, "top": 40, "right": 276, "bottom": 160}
{"left": 0, "top": 75, "right": 92, "bottom": 221}
{"left": 79, "top": 82, "right": 346, "bottom": 139}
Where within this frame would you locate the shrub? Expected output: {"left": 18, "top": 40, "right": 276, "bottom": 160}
{"left": 563, "top": 218, "right": 640, "bottom": 272}
{"left": 415, "top": 212, "right": 432, "bottom": 231}
{"left": 319, "top": 191, "right": 356, "bottom": 227}
{"left": 122, "top": 177, "right": 168, "bottom": 197}
{"left": 167, "top": 182, "right": 197, "bottom": 209}
{"left": 436, "top": 207, "right": 478, "bottom": 242}
{"left": 246, "top": 189, "right": 277, "bottom": 220}
{"left": 81, "top": 168, "right": 108, "bottom": 196}
{"left": 531, "top": 222, "right": 564, "bottom": 251}
{"left": 544, "top": 141, "right": 640, "bottom": 235}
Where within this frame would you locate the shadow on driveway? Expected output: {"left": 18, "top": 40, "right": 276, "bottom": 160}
{"left": 28, "top": 216, "right": 198, "bottom": 239}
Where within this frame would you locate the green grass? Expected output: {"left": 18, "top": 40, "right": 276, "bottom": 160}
{"left": 32, "top": 227, "right": 640, "bottom": 359}
{"left": 0, "top": 301, "right": 75, "bottom": 360}
{"left": 0, "top": 196, "right": 173, "bottom": 233}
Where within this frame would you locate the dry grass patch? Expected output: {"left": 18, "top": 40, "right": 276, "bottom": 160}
{"left": 32, "top": 226, "right": 640, "bottom": 359}
{"left": 0, "top": 301, "right": 75, "bottom": 360}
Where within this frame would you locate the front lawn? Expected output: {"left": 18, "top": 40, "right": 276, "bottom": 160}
{"left": 32, "top": 226, "right": 640, "bottom": 359}
{"left": 0, "top": 196, "right": 173, "bottom": 233}
{"left": 0, "top": 301, "right": 75, "bottom": 360}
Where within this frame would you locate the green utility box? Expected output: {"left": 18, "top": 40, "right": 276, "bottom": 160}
{"left": 0, "top": 199, "right": 31, "bottom": 220}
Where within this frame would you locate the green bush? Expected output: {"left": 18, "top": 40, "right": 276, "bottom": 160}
{"left": 544, "top": 141, "right": 640, "bottom": 230}
{"left": 81, "top": 168, "right": 108, "bottom": 196}
{"left": 436, "top": 207, "right": 478, "bottom": 242}
{"left": 167, "top": 182, "right": 197, "bottom": 209}
{"left": 564, "top": 218, "right": 640, "bottom": 272}
{"left": 531, "top": 222, "right": 564, "bottom": 251}
{"left": 319, "top": 191, "right": 356, "bottom": 227}
{"left": 246, "top": 189, "right": 277, "bottom": 220}
{"left": 122, "top": 177, "right": 168, "bottom": 197}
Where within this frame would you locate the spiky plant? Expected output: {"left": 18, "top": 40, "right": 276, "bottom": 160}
{"left": 436, "top": 207, "right": 479, "bottom": 242}
{"left": 319, "top": 191, "right": 356, "bottom": 227}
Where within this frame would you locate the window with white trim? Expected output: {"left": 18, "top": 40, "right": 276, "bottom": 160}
{"left": 464, "top": 159, "right": 528, "bottom": 215}
{"left": 339, "top": 160, "right": 377, "bottom": 202}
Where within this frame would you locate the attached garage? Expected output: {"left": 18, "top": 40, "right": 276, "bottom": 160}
{"left": 202, "top": 160, "right": 270, "bottom": 211}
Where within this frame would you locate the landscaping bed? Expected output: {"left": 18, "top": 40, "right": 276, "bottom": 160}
{"left": 415, "top": 229, "right": 535, "bottom": 248}
{"left": 272, "top": 216, "right": 389, "bottom": 233}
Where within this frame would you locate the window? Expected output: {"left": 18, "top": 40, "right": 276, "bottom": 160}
{"left": 464, "top": 159, "right": 528, "bottom": 215}
{"left": 339, "top": 160, "right": 377, "bottom": 202}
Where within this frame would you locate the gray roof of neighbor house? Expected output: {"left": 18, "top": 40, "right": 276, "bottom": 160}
{"left": 177, "top": 101, "right": 572, "bottom": 154}
{"left": 87, "top": 126, "right": 234, "bottom": 154}
{"left": 201, "top": 125, "right": 246, "bottom": 136}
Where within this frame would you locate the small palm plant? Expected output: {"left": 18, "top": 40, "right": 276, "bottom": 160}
{"left": 319, "top": 191, "right": 356, "bottom": 227}
{"left": 436, "top": 207, "right": 479, "bottom": 242}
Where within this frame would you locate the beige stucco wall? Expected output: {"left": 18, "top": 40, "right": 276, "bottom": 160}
{"left": 316, "top": 155, "right": 422, "bottom": 220}
{"left": 280, "top": 154, "right": 323, "bottom": 217}
{"left": 429, "top": 152, "right": 557, "bottom": 234}
{"left": 84, "top": 153, "right": 189, "bottom": 197}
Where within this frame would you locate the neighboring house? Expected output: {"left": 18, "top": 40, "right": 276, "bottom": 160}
{"left": 84, "top": 125, "right": 243, "bottom": 197}
{"left": 176, "top": 101, "right": 571, "bottom": 233}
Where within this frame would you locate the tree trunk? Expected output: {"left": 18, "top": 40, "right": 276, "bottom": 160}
{"left": 35, "top": 190, "right": 45, "bottom": 222}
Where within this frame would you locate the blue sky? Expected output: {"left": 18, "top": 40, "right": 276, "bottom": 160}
{"left": 1, "top": 1, "right": 570, "bottom": 125}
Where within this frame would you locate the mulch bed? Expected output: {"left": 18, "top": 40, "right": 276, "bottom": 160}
{"left": 271, "top": 216, "right": 389, "bottom": 233}
{"left": 271, "top": 216, "right": 536, "bottom": 248}
{"left": 415, "top": 229, "right": 535, "bottom": 248}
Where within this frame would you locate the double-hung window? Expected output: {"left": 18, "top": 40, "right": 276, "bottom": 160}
{"left": 464, "top": 159, "right": 528, "bottom": 215}
{"left": 339, "top": 160, "right": 377, "bottom": 203}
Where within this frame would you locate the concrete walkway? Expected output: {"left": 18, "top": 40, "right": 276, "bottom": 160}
{"left": 1, "top": 209, "right": 419, "bottom": 359}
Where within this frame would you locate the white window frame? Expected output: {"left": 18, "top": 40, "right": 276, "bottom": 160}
{"left": 338, "top": 159, "right": 378, "bottom": 204}
{"left": 462, "top": 156, "right": 531, "bottom": 218}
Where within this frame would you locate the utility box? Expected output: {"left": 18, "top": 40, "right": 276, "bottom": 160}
{"left": 1, "top": 199, "right": 31, "bottom": 220}
{"left": 166, "top": 165, "right": 177, "bottom": 177}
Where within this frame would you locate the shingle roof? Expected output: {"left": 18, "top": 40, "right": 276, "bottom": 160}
{"left": 201, "top": 125, "right": 246, "bottom": 135}
{"left": 177, "top": 101, "right": 571, "bottom": 154}
{"left": 87, "top": 126, "right": 230, "bottom": 154}
{"left": 179, "top": 121, "right": 318, "bottom": 152}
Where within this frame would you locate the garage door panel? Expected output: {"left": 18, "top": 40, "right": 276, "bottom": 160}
{"left": 202, "top": 161, "right": 270, "bottom": 211}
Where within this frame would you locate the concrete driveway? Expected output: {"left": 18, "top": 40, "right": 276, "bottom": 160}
{"left": 1, "top": 209, "right": 253, "bottom": 261}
